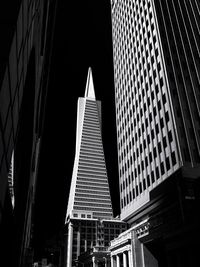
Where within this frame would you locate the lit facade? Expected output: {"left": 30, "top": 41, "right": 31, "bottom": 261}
{"left": 66, "top": 68, "right": 113, "bottom": 221}
{"left": 111, "top": 0, "right": 200, "bottom": 221}
{"left": 65, "top": 68, "right": 127, "bottom": 267}
{"left": 109, "top": 218, "right": 158, "bottom": 267}
{"left": 110, "top": 0, "right": 200, "bottom": 265}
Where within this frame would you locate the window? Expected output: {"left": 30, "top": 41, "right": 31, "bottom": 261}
{"left": 127, "top": 194, "right": 129, "bottom": 204}
{"left": 149, "top": 152, "right": 153, "bottom": 162}
{"left": 145, "top": 156, "right": 148, "bottom": 166}
{"left": 124, "top": 197, "right": 126, "bottom": 206}
{"left": 153, "top": 107, "right": 157, "bottom": 117}
{"left": 155, "top": 48, "right": 159, "bottom": 57}
{"left": 129, "top": 191, "right": 132, "bottom": 201}
{"left": 138, "top": 164, "right": 141, "bottom": 175}
{"left": 155, "top": 124, "right": 159, "bottom": 134}
{"left": 142, "top": 160, "right": 144, "bottom": 170}
{"left": 161, "top": 162, "right": 165, "bottom": 175}
{"left": 158, "top": 142, "right": 162, "bottom": 153}
{"left": 171, "top": 151, "right": 176, "bottom": 165}
{"left": 132, "top": 189, "right": 135, "bottom": 199}
{"left": 166, "top": 157, "right": 170, "bottom": 170}
{"left": 163, "top": 136, "right": 167, "bottom": 148}
{"left": 151, "top": 129, "right": 155, "bottom": 140}
{"left": 140, "top": 144, "right": 143, "bottom": 153}
{"left": 144, "top": 139, "right": 147, "bottom": 149}
{"left": 160, "top": 118, "right": 164, "bottom": 128}
{"left": 165, "top": 111, "right": 169, "bottom": 123}
{"left": 139, "top": 182, "right": 142, "bottom": 193}
{"left": 162, "top": 94, "right": 166, "bottom": 104}
{"left": 156, "top": 166, "right": 159, "bottom": 179}
{"left": 151, "top": 171, "right": 155, "bottom": 183}
{"left": 136, "top": 185, "right": 139, "bottom": 196}
{"left": 144, "top": 103, "right": 147, "bottom": 112}
{"left": 151, "top": 91, "right": 155, "bottom": 100}
{"left": 155, "top": 84, "right": 159, "bottom": 94}
{"left": 147, "top": 135, "right": 150, "bottom": 144}
{"left": 160, "top": 77, "right": 164, "bottom": 87}
{"left": 158, "top": 100, "right": 161, "bottom": 111}
{"left": 168, "top": 131, "right": 173, "bottom": 143}
{"left": 147, "top": 175, "right": 150, "bottom": 186}
{"left": 153, "top": 147, "right": 157, "bottom": 158}
{"left": 143, "top": 179, "right": 146, "bottom": 190}
{"left": 158, "top": 62, "right": 161, "bottom": 72}
{"left": 149, "top": 113, "right": 152, "bottom": 122}
{"left": 153, "top": 35, "right": 156, "bottom": 44}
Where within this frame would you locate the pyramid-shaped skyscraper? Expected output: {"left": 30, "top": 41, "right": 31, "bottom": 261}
{"left": 65, "top": 68, "right": 126, "bottom": 267}
{"left": 66, "top": 68, "right": 113, "bottom": 221}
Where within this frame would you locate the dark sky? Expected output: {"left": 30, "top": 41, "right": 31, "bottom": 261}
{"left": 34, "top": 0, "right": 120, "bottom": 250}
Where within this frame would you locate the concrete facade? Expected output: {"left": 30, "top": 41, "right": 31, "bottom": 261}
{"left": 110, "top": 0, "right": 200, "bottom": 265}
{"left": 110, "top": 219, "right": 158, "bottom": 267}
{"left": 110, "top": 0, "right": 200, "bottom": 220}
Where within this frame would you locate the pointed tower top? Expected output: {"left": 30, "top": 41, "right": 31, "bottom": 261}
{"left": 84, "top": 67, "right": 96, "bottom": 99}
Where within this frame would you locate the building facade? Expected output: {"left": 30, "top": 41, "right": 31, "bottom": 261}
{"left": 65, "top": 68, "right": 127, "bottom": 267}
{"left": 0, "top": 1, "right": 57, "bottom": 266}
{"left": 110, "top": 0, "right": 200, "bottom": 265}
{"left": 66, "top": 68, "right": 113, "bottom": 220}
{"left": 110, "top": 218, "right": 158, "bottom": 267}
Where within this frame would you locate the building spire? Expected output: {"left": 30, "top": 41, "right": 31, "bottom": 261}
{"left": 84, "top": 67, "right": 96, "bottom": 99}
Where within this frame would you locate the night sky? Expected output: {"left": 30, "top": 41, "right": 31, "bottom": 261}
{"left": 34, "top": 0, "right": 120, "bottom": 251}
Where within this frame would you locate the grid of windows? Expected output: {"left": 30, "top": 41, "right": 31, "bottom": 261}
{"left": 67, "top": 82, "right": 113, "bottom": 220}
{"left": 111, "top": 0, "right": 180, "bottom": 214}
{"left": 154, "top": 0, "right": 200, "bottom": 164}
{"left": 74, "top": 99, "right": 113, "bottom": 216}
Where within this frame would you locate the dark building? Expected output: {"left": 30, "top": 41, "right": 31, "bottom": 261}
{"left": 110, "top": 0, "right": 200, "bottom": 266}
{"left": 0, "top": 1, "right": 57, "bottom": 266}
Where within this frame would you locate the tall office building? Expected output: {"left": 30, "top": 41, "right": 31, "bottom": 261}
{"left": 0, "top": 1, "right": 57, "bottom": 266}
{"left": 65, "top": 68, "right": 126, "bottom": 267}
{"left": 110, "top": 0, "right": 200, "bottom": 265}
{"left": 66, "top": 67, "right": 113, "bottom": 220}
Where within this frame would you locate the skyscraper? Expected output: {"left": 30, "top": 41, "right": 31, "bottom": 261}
{"left": 110, "top": 0, "right": 200, "bottom": 265}
{"left": 65, "top": 68, "right": 126, "bottom": 267}
{"left": 0, "top": 1, "right": 57, "bottom": 266}
{"left": 66, "top": 68, "right": 113, "bottom": 220}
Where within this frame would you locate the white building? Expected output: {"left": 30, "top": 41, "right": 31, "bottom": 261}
{"left": 65, "top": 68, "right": 127, "bottom": 267}
{"left": 110, "top": 0, "right": 200, "bottom": 265}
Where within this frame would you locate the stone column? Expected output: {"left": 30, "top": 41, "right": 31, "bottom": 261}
{"left": 92, "top": 256, "right": 97, "bottom": 267}
{"left": 67, "top": 222, "right": 73, "bottom": 267}
{"left": 128, "top": 250, "right": 132, "bottom": 267}
{"left": 104, "top": 257, "right": 108, "bottom": 267}
{"left": 116, "top": 255, "right": 120, "bottom": 267}
{"left": 77, "top": 225, "right": 81, "bottom": 257}
{"left": 111, "top": 255, "right": 114, "bottom": 267}
{"left": 123, "top": 252, "right": 127, "bottom": 267}
{"left": 84, "top": 239, "right": 87, "bottom": 252}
